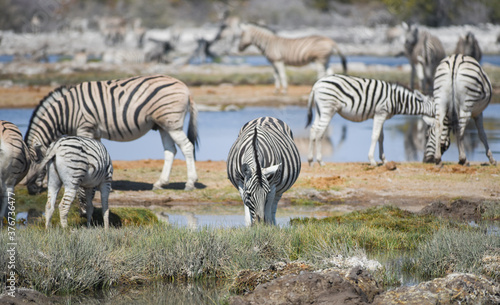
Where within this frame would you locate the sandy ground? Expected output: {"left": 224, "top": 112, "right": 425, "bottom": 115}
{"left": 108, "top": 159, "right": 500, "bottom": 215}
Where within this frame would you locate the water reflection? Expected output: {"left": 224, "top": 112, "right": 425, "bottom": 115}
{"left": 1, "top": 105, "right": 499, "bottom": 163}
{"left": 62, "top": 280, "right": 226, "bottom": 305}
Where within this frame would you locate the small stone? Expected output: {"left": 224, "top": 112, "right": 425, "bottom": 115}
{"left": 385, "top": 161, "right": 397, "bottom": 171}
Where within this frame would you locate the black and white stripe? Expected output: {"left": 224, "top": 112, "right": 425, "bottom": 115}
{"left": 238, "top": 23, "right": 347, "bottom": 94}
{"left": 27, "top": 136, "right": 113, "bottom": 229}
{"left": 25, "top": 75, "right": 198, "bottom": 193}
{"left": 403, "top": 23, "right": 446, "bottom": 95}
{"left": 431, "top": 54, "right": 496, "bottom": 166}
{"left": 227, "top": 117, "right": 301, "bottom": 226}
{"left": 0, "top": 121, "right": 30, "bottom": 224}
{"left": 306, "top": 74, "right": 435, "bottom": 166}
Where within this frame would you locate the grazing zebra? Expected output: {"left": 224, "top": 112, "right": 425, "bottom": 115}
{"left": 26, "top": 136, "right": 113, "bottom": 229}
{"left": 455, "top": 32, "right": 482, "bottom": 62}
{"left": 238, "top": 23, "right": 347, "bottom": 94}
{"left": 403, "top": 23, "right": 446, "bottom": 95}
{"left": 423, "top": 117, "right": 451, "bottom": 163}
{"left": 227, "top": 117, "right": 301, "bottom": 226}
{"left": 0, "top": 121, "right": 30, "bottom": 225}
{"left": 25, "top": 75, "right": 198, "bottom": 193}
{"left": 431, "top": 54, "right": 496, "bottom": 166}
{"left": 307, "top": 74, "right": 435, "bottom": 166}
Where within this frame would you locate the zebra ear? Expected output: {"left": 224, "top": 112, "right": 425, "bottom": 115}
{"left": 242, "top": 163, "right": 252, "bottom": 177}
{"left": 262, "top": 163, "right": 281, "bottom": 179}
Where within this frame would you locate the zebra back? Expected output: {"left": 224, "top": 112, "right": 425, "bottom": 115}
{"left": 307, "top": 74, "right": 435, "bottom": 122}
{"left": 227, "top": 117, "right": 301, "bottom": 195}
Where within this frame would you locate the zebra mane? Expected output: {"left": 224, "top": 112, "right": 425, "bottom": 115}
{"left": 24, "top": 85, "right": 72, "bottom": 143}
{"left": 252, "top": 126, "right": 263, "bottom": 186}
{"left": 245, "top": 22, "right": 277, "bottom": 34}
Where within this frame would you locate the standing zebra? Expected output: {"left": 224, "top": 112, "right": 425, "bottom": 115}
{"left": 26, "top": 136, "right": 113, "bottom": 229}
{"left": 227, "top": 117, "right": 301, "bottom": 226}
{"left": 455, "top": 32, "right": 482, "bottom": 62}
{"left": 403, "top": 23, "right": 446, "bottom": 95}
{"left": 238, "top": 23, "right": 347, "bottom": 94}
{"left": 25, "top": 75, "right": 198, "bottom": 193}
{"left": 0, "top": 121, "right": 30, "bottom": 225}
{"left": 431, "top": 54, "right": 496, "bottom": 166}
{"left": 307, "top": 74, "right": 435, "bottom": 166}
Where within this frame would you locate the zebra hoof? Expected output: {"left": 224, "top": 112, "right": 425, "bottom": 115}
{"left": 318, "top": 161, "right": 325, "bottom": 167}
{"left": 184, "top": 183, "right": 195, "bottom": 191}
{"left": 152, "top": 182, "right": 167, "bottom": 190}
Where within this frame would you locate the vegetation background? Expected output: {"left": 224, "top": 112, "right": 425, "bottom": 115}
{"left": 1, "top": 0, "right": 500, "bottom": 32}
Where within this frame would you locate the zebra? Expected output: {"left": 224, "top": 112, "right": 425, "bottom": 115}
{"left": 455, "top": 32, "right": 482, "bottom": 62}
{"left": 227, "top": 117, "right": 301, "bottom": 226}
{"left": 431, "top": 54, "right": 496, "bottom": 166}
{"left": 0, "top": 121, "right": 30, "bottom": 225}
{"left": 306, "top": 74, "right": 435, "bottom": 167}
{"left": 24, "top": 75, "right": 198, "bottom": 193}
{"left": 238, "top": 23, "right": 347, "bottom": 94}
{"left": 403, "top": 23, "right": 446, "bottom": 95}
{"left": 26, "top": 136, "right": 113, "bottom": 229}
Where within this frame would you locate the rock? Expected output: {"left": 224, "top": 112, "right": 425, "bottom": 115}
{"left": 229, "top": 269, "right": 374, "bottom": 305}
{"left": 420, "top": 199, "right": 485, "bottom": 221}
{"left": 373, "top": 273, "right": 500, "bottom": 305}
{"left": 385, "top": 161, "right": 397, "bottom": 171}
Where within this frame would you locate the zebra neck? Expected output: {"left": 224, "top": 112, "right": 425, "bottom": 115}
{"left": 25, "top": 86, "right": 76, "bottom": 150}
{"left": 250, "top": 28, "right": 274, "bottom": 53}
{"left": 392, "top": 85, "right": 434, "bottom": 116}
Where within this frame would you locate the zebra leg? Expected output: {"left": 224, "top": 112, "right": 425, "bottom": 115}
{"left": 474, "top": 114, "right": 497, "bottom": 165}
{"left": 274, "top": 61, "right": 288, "bottom": 94}
{"left": 456, "top": 120, "right": 469, "bottom": 166}
{"left": 100, "top": 182, "right": 111, "bottom": 230}
{"left": 269, "top": 193, "right": 282, "bottom": 226}
{"left": 378, "top": 128, "right": 387, "bottom": 164}
{"left": 264, "top": 187, "right": 277, "bottom": 225}
{"left": 154, "top": 129, "right": 177, "bottom": 190}
{"left": 271, "top": 64, "right": 281, "bottom": 94}
{"left": 45, "top": 163, "right": 61, "bottom": 229}
{"left": 59, "top": 186, "right": 78, "bottom": 228}
{"left": 368, "top": 114, "right": 387, "bottom": 166}
{"left": 167, "top": 129, "right": 198, "bottom": 191}
{"left": 315, "top": 60, "right": 327, "bottom": 79}
{"left": 84, "top": 187, "right": 94, "bottom": 227}
{"left": 433, "top": 114, "right": 446, "bottom": 167}
{"left": 239, "top": 186, "right": 252, "bottom": 226}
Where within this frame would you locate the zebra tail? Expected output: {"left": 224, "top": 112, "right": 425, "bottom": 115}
{"left": 187, "top": 96, "right": 199, "bottom": 159}
{"left": 24, "top": 141, "right": 59, "bottom": 185}
{"left": 306, "top": 90, "right": 315, "bottom": 128}
{"left": 450, "top": 65, "right": 460, "bottom": 137}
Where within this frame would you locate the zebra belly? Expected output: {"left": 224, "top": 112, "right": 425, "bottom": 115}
{"left": 98, "top": 123, "right": 155, "bottom": 142}
{"left": 338, "top": 110, "right": 371, "bottom": 122}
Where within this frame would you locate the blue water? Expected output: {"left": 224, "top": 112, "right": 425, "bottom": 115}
{"left": 1, "top": 105, "right": 499, "bottom": 164}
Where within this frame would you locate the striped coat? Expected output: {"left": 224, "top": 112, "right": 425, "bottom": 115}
{"left": 27, "top": 136, "right": 113, "bottom": 229}
{"left": 25, "top": 75, "right": 198, "bottom": 193}
{"left": 307, "top": 74, "right": 435, "bottom": 166}
{"left": 0, "top": 121, "right": 30, "bottom": 224}
{"left": 238, "top": 23, "right": 347, "bottom": 94}
{"left": 227, "top": 117, "right": 301, "bottom": 226}
{"left": 431, "top": 54, "right": 496, "bottom": 166}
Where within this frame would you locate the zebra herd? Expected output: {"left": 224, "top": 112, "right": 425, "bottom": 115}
{"left": 0, "top": 24, "right": 497, "bottom": 228}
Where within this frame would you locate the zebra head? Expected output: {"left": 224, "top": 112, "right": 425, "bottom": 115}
{"left": 238, "top": 23, "right": 253, "bottom": 52}
{"left": 241, "top": 127, "right": 282, "bottom": 224}
{"left": 25, "top": 143, "right": 47, "bottom": 195}
{"left": 403, "top": 22, "right": 419, "bottom": 55}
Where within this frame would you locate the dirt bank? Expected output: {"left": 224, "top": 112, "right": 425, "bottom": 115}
{"left": 107, "top": 160, "right": 500, "bottom": 215}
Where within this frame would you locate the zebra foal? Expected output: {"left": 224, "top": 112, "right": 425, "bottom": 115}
{"left": 238, "top": 23, "right": 347, "bottom": 94}
{"left": 431, "top": 54, "right": 496, "bottom": 166}
{"left": 227, "top": 117, "right": 301, "bottom": 226}
{"left": 27, "top": 136, "right": 113, "bottom": 229}
{"left": 25, "top": 75, "right": 198, "bottom": 193}
{"left": 307, "top": 74, "right": 435, "bottom": 166}
{"left": 0, "top": 121, "right": 30, "bottom": 225}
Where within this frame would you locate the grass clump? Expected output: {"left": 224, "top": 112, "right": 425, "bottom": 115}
{"left": 405, "top": 226, "right": 500, "bottom": 282}
{"left": 290, "top": 205, "right": 462, "bottom": 251}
